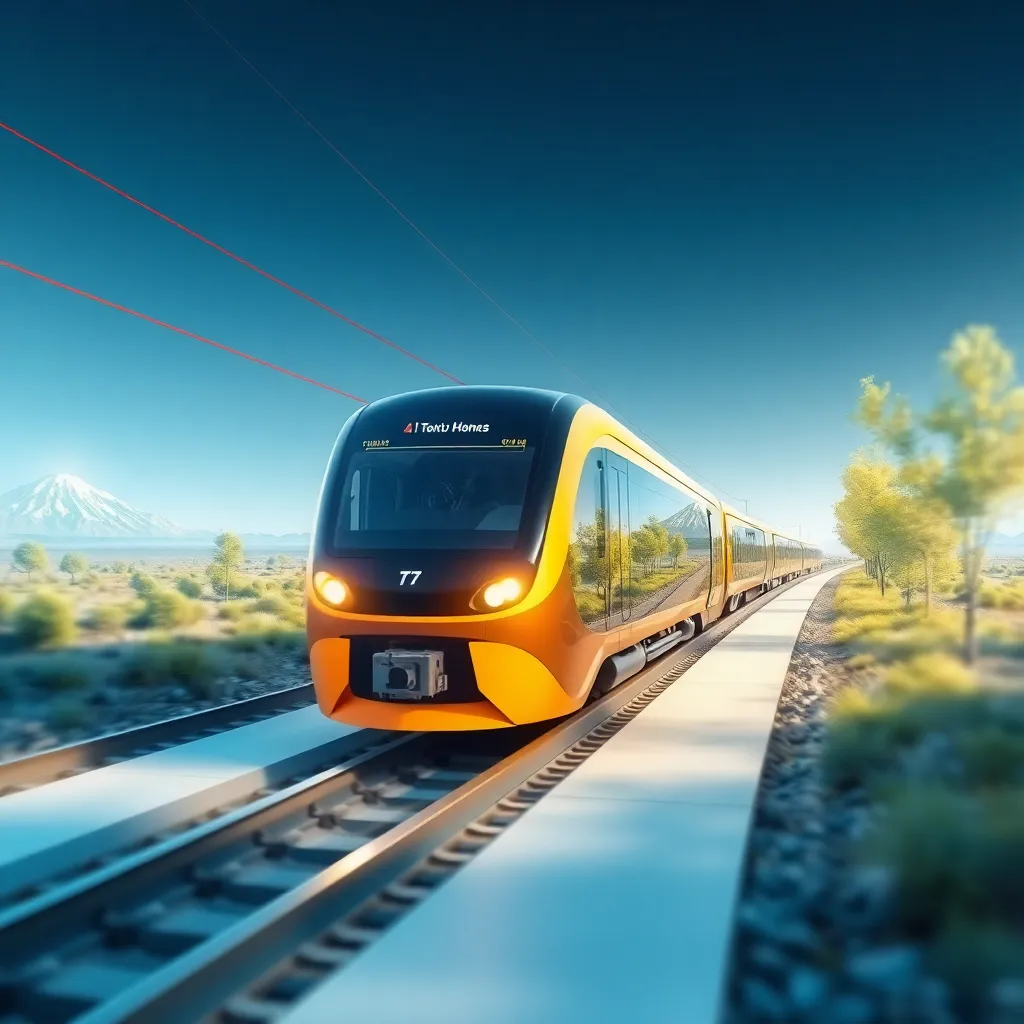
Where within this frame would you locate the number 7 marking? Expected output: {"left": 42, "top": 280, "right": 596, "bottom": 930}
{"left": 399, "top": 570, "right": 422, "bottom": 585}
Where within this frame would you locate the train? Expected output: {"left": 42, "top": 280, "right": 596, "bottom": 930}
{"left": 306, "top": 386, "right": 822, "bottom": 731}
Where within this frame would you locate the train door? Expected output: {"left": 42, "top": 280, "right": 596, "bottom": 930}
{"left": 605, "top": 452, "right": 631, "bottom": 623}
{"left": 708, "top": 509, "right": 725, "bottom": 608}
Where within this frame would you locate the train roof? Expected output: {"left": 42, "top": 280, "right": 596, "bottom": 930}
{"left": 361, "top": 387, "right": 819, "bottom": 548}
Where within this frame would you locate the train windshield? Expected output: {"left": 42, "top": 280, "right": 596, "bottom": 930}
{"left": 329, "top": 395, "right": 550, "bottom": 551}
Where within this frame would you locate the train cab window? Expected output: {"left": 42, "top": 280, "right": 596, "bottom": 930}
{"left": 569, "top": 449, "right": 608, "bottom": 630}
{"left": 626, "top": 461, "right": 712, "bottom": 616}
{"left": 334, "top": 447, "right": 537, "bottom": 550}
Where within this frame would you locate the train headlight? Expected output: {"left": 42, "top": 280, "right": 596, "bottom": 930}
{"left": 475, "top": 576, "right": 523, "bottom": 611}
{"left": 313, "top": 571, "right": 348, "bottom": 607}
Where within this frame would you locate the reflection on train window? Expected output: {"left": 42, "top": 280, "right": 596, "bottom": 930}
{"left": 569, "top": 449, "right": 712, "bottom": 630}
{"left": 626, "top": 461, "right": 711, "bottom": 617}
{"left": 334, "top": 448, "right": 536, "bottom": 550}
{"left": 729, "top": 519, "right": 767, "bottom": 583}
{"left": 568, "top": 449, "right": 607, "bottom": 629}
{"left": 774, "top": 535, "right": 802, "bottom": 575}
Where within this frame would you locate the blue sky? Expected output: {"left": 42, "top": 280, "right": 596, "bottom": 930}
{"left": 2, "top": 1, "right": 1022, "bottom": 547}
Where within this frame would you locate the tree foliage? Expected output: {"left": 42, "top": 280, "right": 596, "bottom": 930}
{"left": 207, "top": 532, "right": 245, "bottom": 599}
{"left": 12, "top": 541, "right": 48, "bottom": 578}
{"left": 846, "top": 325, "right": 1024, "bottom": 661}
{"left": 59, "top": 552, "right": 89, "bottom": 583}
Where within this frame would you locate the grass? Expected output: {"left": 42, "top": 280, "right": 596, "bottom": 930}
{"left": 826, "top": 568, "right": 1024, "bottom": 1014}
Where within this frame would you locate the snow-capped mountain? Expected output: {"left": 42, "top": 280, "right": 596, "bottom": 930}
{"left": 991, "top": 531, "right": 1024, "bottom": 555}
{"left": 0, "top": 475, "right": 192, "bottom": 539}
{"left": 660, "top": 505, "right": 714, "bottom": 534}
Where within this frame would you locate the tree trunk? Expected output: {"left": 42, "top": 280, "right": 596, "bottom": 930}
{"left": 923, "top": 553, "right": 931, "bottom": 617}
{"left": 961, "top": 525, "right": 981, "bottom": 665}
{"left": 965, "top": 587, "right": 978, "bottom": 664}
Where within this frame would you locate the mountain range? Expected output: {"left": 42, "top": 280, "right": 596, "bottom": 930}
{"left": 0, "top": 475, "right": 310, "bottom": 548}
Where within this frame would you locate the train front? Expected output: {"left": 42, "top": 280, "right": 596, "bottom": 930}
{"left": 306, "top": 385, "right": 597, "bottom": 731}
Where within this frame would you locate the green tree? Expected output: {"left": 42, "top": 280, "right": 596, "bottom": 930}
{"left": 13, "top": 591, "right": 76, "bottom": 648}
{"left": 856, "top": 326, "right": 1024, "bottom": 661}
{"left": 668, "top": 533, "right": 688, "bottom": 569}
{"left": 834, "top": 456, "right": 912, "bottom": 597}
{"left": 207, "top": 532, "right": 245, "bottom": 600}
{"left": 12, "top": 541, "right": 48, "bottom": 579}
{"left": 59, "top": 552, "right": 89, "bottom": 583}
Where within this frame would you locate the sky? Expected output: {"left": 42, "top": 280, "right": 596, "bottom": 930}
{"left": 2, "top": 1, "right": 1022, "bottom": 549}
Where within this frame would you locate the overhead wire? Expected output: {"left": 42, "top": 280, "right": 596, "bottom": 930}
{"left": 181, "top": 0, "right": 750, "bottom": 508}
{"left": 0, "top": 121, "right": 463, "bottom": 386}
{"left": 0, "top": 259, "right": 367, "bottom": 403}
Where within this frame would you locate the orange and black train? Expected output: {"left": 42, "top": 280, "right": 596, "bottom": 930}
{"left": 306, "top": 386, "right": 822, "bottom": 731}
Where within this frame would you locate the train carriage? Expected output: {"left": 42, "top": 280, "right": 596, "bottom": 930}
{"left": 306, "top": 386, "right": 822, "bottom": 732}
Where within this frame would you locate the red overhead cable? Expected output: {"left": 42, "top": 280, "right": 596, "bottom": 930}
{"left": 0, "top": 120, "right": 463, "bottom": 385}
{"left": 0, "top": 259, "right": 367, "bottom": 403}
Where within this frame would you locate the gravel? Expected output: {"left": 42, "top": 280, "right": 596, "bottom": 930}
{"left": 724, "top": 573, "right": 958, "bottom": 1024}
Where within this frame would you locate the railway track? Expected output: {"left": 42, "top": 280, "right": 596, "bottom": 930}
{"left": 0, "top": 573, "right": 819, "bottom": 1024}
{"left": 0, "top": 684, "right": 316, "bottom": 797}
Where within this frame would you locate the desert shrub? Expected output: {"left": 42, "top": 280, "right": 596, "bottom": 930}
{"left": 231, "top": 613, "right": 304, "bottom": 650}
{"left": 979, "top": 579, "right": 1024, "bottom": 610}
{"left": 930, "top": 919, "right": 1024, "bottom": 1013}
{"left": 25, "top": 653, "right": 97, "bottom": 692}
{"left": 218, "top": 600, "right": 249, "bottom": 621}
{"left": 851, "top": 613, "right": 963, "bottom": 663}
{"left": 120, "top": 641, "right": 224, "bottom": 697}
{"left": 882, "top": 653, "right": 977, "bottom": 697}
{"left": 0, "top": 588, "right": 14, "bottom": 625}
{"left": 824, "top": 686, "right": 995, "bottom": 791}
{"left": 175, "top": 576, "right": 203, "bottom": 599}
{"left": 958, "top": 726, "right": 1024, "bottom": 788}
{"left": 833, "top": 612, "right": 912, "bottom": 645}
{"left": 866, "top": 787, "right": 1024, "bottom": 934}
{"left": 47, "top": 698, "right": 92, "bottom": 731}
{"left": 13, "top": 591, "right": 77, "bottom": 648}
{"left": 84, "top": 602, "right": 130, "bottom": 633}
{"left": 231, "top": 580, "right": 262, "bottom": 599}
{"left": 119, "top": 646, "right": 168, "bottom": 687}
{"left": 129, "top": 572, "right": 158, "bottom": 599}
{"left": 112, "top": 560, "right": 129, "bottom": 575}
{"left": 233, "top": 611, "right": 283, "bottom": 635}
{"left": 82, "top": 571, "right": 101, "bottom": 586}
{"left": 250, "top": 595, "right": 296, "bottom": 619}
{"left": 143, "top": 590, "right": 204, "bottom": 629}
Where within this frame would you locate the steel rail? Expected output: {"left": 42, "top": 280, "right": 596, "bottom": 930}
{"left": 0, "top": 682, "right": 315, "bottom": 796}
{"left": 53, "top": 572, "right": 823, "bottom": 1024}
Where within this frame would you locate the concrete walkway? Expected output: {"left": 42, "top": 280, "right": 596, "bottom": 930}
{"left": 279, "top": 567, "right": 847, "bottom": 1024}
{"left": 0, "top": 707, "right": 364, "bottom": 901}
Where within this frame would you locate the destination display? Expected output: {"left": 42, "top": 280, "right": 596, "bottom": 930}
{"left": 360, "top": 418, "right": 530, "bottom": 452}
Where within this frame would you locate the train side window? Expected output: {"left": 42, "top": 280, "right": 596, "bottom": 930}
{"left": 625, "top": 459, "right": 712, "bottom": 618}
{"left": 569, "top": 449, "right": 608, "bottom": 630}
{"left": 728, "top": 518, "right": 767, "bottom": 583}
{"left": 709, "top": 510, "right": 725, "bottom": 591}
